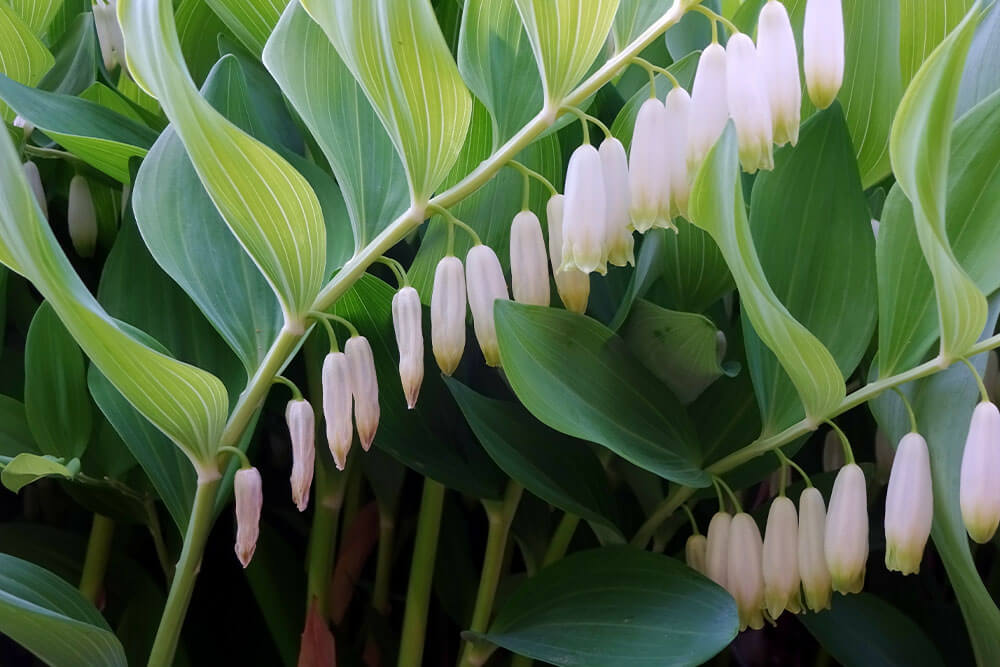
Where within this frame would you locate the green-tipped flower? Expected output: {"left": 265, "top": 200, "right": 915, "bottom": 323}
{"left": 960, "top": 401, "right": 1000, "bottom": 543}
{"left": 884, "top": 432, "right": 933, "bottom": 575}
{"left": 431, "top": 256, "right": 467, "bottom": 375}
{"left": 465, "top": 244, "right": 509, "bottom": 367}
{"left": 685, "top": 534, "right": 707, "bottom": 575}
{"left": 803, "top": 0, "right": 843, "bottom": 109}
{"left": 599, "top": 137, "right": 633, "bottom": 266}
{"left": 728, "top": 513, "right": 765, "bottom": 631}
{"left": 825, "top": 463, "right": 868, "bottom": 594}
{"left": 725, "top": 33, "right": 774, "bottom": 172}
{"left": 763, "top": 496, "right": 801, "bottom": 619}
{"left": 705, "top": 511, "right": 732, "bottom": 590}
{"left": 546, "top": 195, "right": 590, "bottom": 313}
{"left": 510, "top": 211, "right": 551, "bottom": 307}
{"left": 798, "top": 487, "right": 832, "bottom": 612}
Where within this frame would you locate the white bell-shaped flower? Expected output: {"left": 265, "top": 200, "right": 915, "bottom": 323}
{"left": 322, "top": 352, "right": 354, "bottom": 471}
{"left": 68, "top": 175, "right": 98, "bottom": 258}
{"left": 728, "top": 513, "right": 765, "bottom": 631}
{"left": 286, "top": 399, "right": 315, "bottom": 512}
{"left": 562, "top": 144, "right": 608, "bottom": 274}
{"left": 763, "top": 495, "right": 801, "bottom": 619}
{"left": 664, "top": 87, "right": 692, "bottom": 219}
{"left": 628, "top": 98, "right": 670, "bottom": 233}
{"left": 22, "top": 161, "right": 48, "bottom": 220}
{"left": 391, "top": 286, "right": 424, "bottom": 409}
{"left": 884, "top": 432, "right": 933, "bottom": 575}
{"left": 234, "top": 466, "right": 263, "bottom": 568}
{"left": 726, "top": 33, "right": 774, "bottom": 173}
{"left": 93, "top": 0, "right": 126, "bottom": 72}
{"left": 705, "top": 511, "right": 732, "bottom": 590}
{"left": 509, "top": 211, "right": 551, "bottom": 306}
{"left": 431, "top": 256, "right": 467, "bottom": 375}
{"left": 757, "top": 0, "right": 801, "bottom": 146}
{"left": 960, "top": 401, "right": 1000, "bottom": 543}
{"left": 803, "top": 0, "right": 844, "bottom": 109}
{"left": 798, "top": 487, "right": 832, "bottom": 612}
{"left": 466, "top": 244, "right": 509, "bottom": 366}
{"left": 688, "top": 43, "right": 729, "bottom": 172}
{"left": 600, "top": 137, "right": 634, "bottom": 265}
{"left": 345, "top": 336, "right": 379, "bottom": 451}
{"left": 546, "top": 195, "right": 590, "bottom": 313}
{"left": 686, "top": 533, "right": 707, "bottom": 575}
{"left": 824, "top": 463, "right": 868, "bottom": 594}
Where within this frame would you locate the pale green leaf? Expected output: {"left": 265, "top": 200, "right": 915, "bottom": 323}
{"left": 8, "top": 0, "right": 60, "bottom": 35}
{"left": 37, "top": 11, "right": 96, "bottom": 95}
{"left": 176, "top": 0, "right": 234, "bottom": 85}
{"left": 900, "top": 0, "right": 976, "bottom": 86}
{"left": 0, "top": 395, "right": 36, "bottom": 457}
{"left": 79, "top": 82, "right": 145, "bottom": 123}
{"left": 2, "top": 453, "right": 78, "bottom": 493}
{"left": 957, "top": 0, "right": 1000, "bottom": 115}
{"left": 0, "top": 1, "right": 53, "bottom": 121}
{"left": 202, "top": 0, "right": 283, "bottom": 56}
{"left": 613, "top": 0, "right": 672, "bottom": 50}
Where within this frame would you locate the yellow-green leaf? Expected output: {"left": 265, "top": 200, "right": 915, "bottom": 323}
{"left": 9, "top": 0, "right": 60, "bottom": 36}
{"left": 900, "top": 0, "right": 976, "bottom": 86}
{"left": 201, "top": 0, "right": 283, "bottom": 56}
{"left": 0, "top": 1, "right": 53, "bottom": 121}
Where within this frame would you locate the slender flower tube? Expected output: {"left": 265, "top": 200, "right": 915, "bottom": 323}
{"left": 757, "top": 0, "right": 801, "bottom": 146}
{"left": 803, "top": 0, "right": 844, "bottom": 109}
{"left": 466, "top": 244, "right": 509, "bottom": 366}
{"left": 93, "top": 0, "right": 126, "bottom": 72}
{"left": 798, "top": 487, "right": 832, "bottom": 612}
{"left": 763, "top": 496, "right": 801, "bottom": 619}
{"left": 234, "top": 466, "right": 263, "bottom": 568}
{"left": 547, "top": 195, "right": 590, "bottom": 313}
{"left": 688, "top": 43, "right": 729, "bottom": 171}
{"left": 664, "top": 87, "right": 692, "bottom": 219}
{"left": 726, "top": 33, "right": 774, "bottom": 172}
{"left": 322, "top": 352, "right": 354, "bottom": 470}
{"left": 705, "top": 512, "right": 732, "bottom": 590}
{"left": 686, "top": 534, "right": 707, "bottom": 575}
{"left": 68, "top": 175, "right": 98, "bottom": 258}
{"left": 509, "top": 210, "right": 551, "bottom": 306}
{"left": 628, "top": 98, "right": 670, "bottom": 233}
{"left": 22, "top": 161, "right": 48, "bottom": 220}
{"left": 884, "top": 432, "right": 933, "bottom": 575}
{"left": 391, "top": 286, "right": 424, "bottom": 409}
{"left": 960, "top": 401, "right": 1000, "bottom": 543}
{"left": 346, "top": 336, "right": 379, "bottom": 451}
{"left": 431, "top": 256, "right": 467, "bottom": 375}
{"left": 561, "top": 144, "right": 608, "bottom": 274}
{"left": 286, "top": 399, "right": 315, "bottom": 512}
{"left": 600, "top": 137, "right": 634, "bottom": 265}
{"left": 824, "top": 463, "right": 868, "bottom": 594}
{"left": 728, "top": 513, "right": 765, "bottom": 631}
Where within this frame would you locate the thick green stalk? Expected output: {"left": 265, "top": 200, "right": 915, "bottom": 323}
{"left": 79, "top": 514, "right": 115, "bottom": 604}
{"left": 373, "top": 506, "right": 397, "bottom": 615}
{"left": 398, "top": 479, "right": 446, "bottom": 667}
{"left": 542, "top": 513, "right": 579, "bottom": 567}
{"left": 305, "top": 462, "right": 345, "bottom": 617}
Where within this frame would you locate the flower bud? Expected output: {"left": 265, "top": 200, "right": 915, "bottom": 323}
{"left": 628, "top": 98, "right": 670, "bottom": 233}
{"left": 599, "top": 137, "right": 633, "bottom": 266}
{"left": 562, "top": 144, "right": 608, "bottom": 274}
{"left": 803, "top": 0, "right": 844, "bottom": 109}
{"left": 546, "top": 195, "right": 590, "bottom": 313}
{"left": 68, "top": 175, "right": 98, "bottom": 258}
{"left": 234, "top": 466, "right": 263, "bottom": 568}
{"left": 822, "top": 429, "right": 845, "bottom": 472}
{"left": 509, "top": 211, "right": 551, "bottom": 306}
{"left": 322, "top": 352, "right": 353, "bottom": 470}
{"left": 664, "top": 86, "right": 692, "bottom": 219}
{"left": 93, "top": 0, "right": 126, "bottom": 72}
{"left": 688, "top": 43, "right": 729, "bottom": 172}
{"left": 685, "top": 533, "right": 707, "bottom": 574}
{"left": 431, "top": 256, "right": 467, "bottom": 375}
{"left": 726, "top": 33, "right": 774, "bottom": 173}
{"left": 728, "top": 513, "right": 765, "bottom": 631}
{"left": 286, "top": 399, "right": 315, "bottom": 512}
{"left": 13, "top": 115, "right": 34, "bottom": 137}
{"left": 884, "top": 432, "right": 933, "bottom": 575}
{"left": 824, "top": 463, "right": 868, "bottom": 594}
{"left": 757, "top": 0, "right": 801, "bottom": 146}
{"left": 960, "top": 401, "right": 1000, "bottom": 543}
{"left": 466, "top": 244, "right": 509, "bottom": 366}
{"left": 345, "top": 336, "right": 379, "bottom": 451}
{"left": 705, "top": 511, "right": 732, "bottom": 590}
{"left": 22, "top": 161, "right": 48, "bottom": 220}
{"left": 763, "top": 496, "right": 801, "bottom": 619}
{"left": 798, "top": 487, "right": 832, "bottom": 611}
{"left": 391, "top": 286, "right": 424, "bottom": 409}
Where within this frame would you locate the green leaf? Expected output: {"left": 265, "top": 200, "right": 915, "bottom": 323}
{"left": 0, "top": 394, "right": 36, "bottom": 458}
{"left": 900, "top": 0, "right": 976, "bottom": 86}
{"left": 688, "top": 124, "right": 844, "bottom": 427}
{"left": 613, "top": 0, "right": 673, "bottom": 50}
{"left": 2, "top": 452, "right": 78, "bottom": 493}
{"left": 745, "top": 105, "right": 875, "bottom": 432}
{"left": 9, "top": 0, "right": 61, "bottom": 35}
{"left": 888, "top": 6, "right": 985, "bottom": 364}
{"left": 299, "top": 0, "right": 473, "bottom": 200}
{"left": 176, "top": 0, "right": 234, "bottom": 85}
{"left": 79, "top": 82, "right": 145, "bottom": 123}
{"left": 24, "top": 302, "right": 93, "bottom": 460}
{"left": 120, "top": 0, "right": 326, "bottom": 322}
{"left": 495, "top": 301, "right": 708, "bottom": 486}
{"left": 0, "top": 1, "right": 53, "bottom": 121}
{"left": 36, "top": 11, "right": 97, "bottom": 95}
{"left": 445, "top": 377, "right": 622, "bottom": 537}
{"left": 664, "top": 0, "right": 718, "bottom": 61}
{"left": 0, "top": 74, "right": 157, "bottom": 183}
{"left": 483, "top": 546, "right": 737, "bottom": 666}
{"left": 201, "top": 0, "right": 284, "bottom": 56}
{"left": 957, "top": 0, "right": 1000, "bottom": 115}
{"left": 0, "top": 553, "right": 126, "bottom": 666}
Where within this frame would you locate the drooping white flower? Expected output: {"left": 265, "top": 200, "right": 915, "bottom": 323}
{"left": 286, "top": 399, "right": 315, "bottom": 512}
{"left": 726, "top": 33, "right": 774, "bottom": 172}
{"left": 68, "top": 175, "right": 97, "bottom": 258}
{"left": 431, "top": 256, "right": 467, "bottom": 375}
{"left": 763, "top": 495, "right": 801, "bottom": 619}
{"left": 509, "top": 210, "right": 551, "bottom": 306}
{"left": 803, "top": 0, "right": 844, "bottom": 109}
{"left": 628, "top": 98, "right": 670, "bottom": 233}
{"left": 757, "top": 0, "right": 801, "bottom": 146}
{"left": 234, "top": 466, "right": 263, "bottom": 568}
{"left": 728, "top": 513, "right": 765, "bottom": 631}
{"left": 465, "top": 244, "right": 509, "bottom": 366}
{"left": 562, "top": 144, "right": 608, "bottom": 274}
{"left": 322, "top": 352, "right": 353, "bottom": 471}
{"left": 391, "top": 286, "right": 424, "bottom": 409}
{"left": 884, "top": 432, "right": 933, "bottom": 575}
{"left": 93, "top": 0, "right": 126, "bottom": 72}
{"left": 345, "top": 336, "right": 379, "bottom": 451}
{"left": 705, "top": 511, "right": 732, "bottom": 590}
{"left": 798, "top": 487, "right": 832, "bottom": 612}
{"left": 685, "top": 533, "right": 707, "bottom": 574}
{"left": 599, "top": 137, "right": 634, "bottom": 265}
{"left": 546, "top": 195, "right": 590, "bottom": 313}
{"left": 22, "top": 161, "right": 47, "bottom": 220}
{"left": 688, "top": 43, "right": 729, "bottom": 172}
{"left": 13, "top": 115, "right": 34, "bottom": 137}
{"left": 824, "top": 463, "right": 868, "bottom": 594}
{"left": 960, "top": 401, "right": 1000, "bottom": 543}
{"left": 663, "top": 86, "right": 692, "bottom": 219}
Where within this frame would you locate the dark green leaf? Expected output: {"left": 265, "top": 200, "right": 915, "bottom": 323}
{"left": 37, "top": 12, "right": 96, "bottom": 95}
{"left": 0, "top": 394, "right": 36, "bottom": 457}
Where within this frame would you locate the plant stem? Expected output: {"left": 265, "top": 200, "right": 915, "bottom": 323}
{"left": 542, "top": 513, "right": 580, "bottom": 567}
{"left": 146, "top": 500, "right": 173, "bottom": 585}
{"left": 305, "top": 463, "right": 345, "bottom": 618}
{"left": 79, "top": 514, "right": 115, "bottom": 604}
{"left": 398, "top": 479, "right": 446, "bottom": 667}
{"left": 373, "top": 508, "right": 397, "bottom": 615}
{"left": 147, "top": 472, "right": 221, "bottom": 667}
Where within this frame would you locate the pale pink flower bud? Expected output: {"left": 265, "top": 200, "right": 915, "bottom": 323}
{"left": 345, "top": 336, "right": 379, "bottom": 451}
{"left": 561, "top": 144, "right": 608, "bottom": 274}
{"left": 804, "top": 0, "right": 844, "bottom": 109}
{"left": 685, "top": 533, "right": 707, "bottom": 574}
{"left": 465, "top": 244, "right": 509, "bottom": 367}
{"left": 322, "top": 352, "right": 353, "bottom": 470}
{"left": 431, "top": 256, "right": 467, "bottom": 375}
{"left": 763, "top": 496, "right": 801, "bottom": 619}
{"left": 758, "top": 0, "right": 801, "bottom": 146}
{"left": 688, "top": 43, "right": 729, "bottom": 172}
{"left": 960, "top": 401, "right": 1000, "bottom": 543}
{"left": 884, "top": 432, "right": 933, "bottom": 575}
{"left": 628, "top": 98, "right": 670, "bottom": 233}
{"left": 509, "top": 211, "right": 551, "bottom": 306}
{"left": 664, "top": 87, "right": 692, "bottom": 219}
{"left": 391, "top": 286, "right": 424, "bottom": 409}
{"left": 546, "top": 195, "right": 589, "bottom": 313}
{"left": 286, "top": 399, "right": 315, "bottom": 512}
{"left": 93, "top": 0, "right": 126, "bottom": 72}
{"left": 726, "top": 33, "right": 774, "bottom": 173}
{"left": 68, "top": 175, "right": 98, "bottom": 258}
{"left": 22, "top": 161, "right": 48, "bottom": 220}
{"left": 705, "top": 511, "right": 732, "bottom": 590}
{"left": 822, "top": 429, "right": 845, "bottom": 472}
{"left": 824, "top": 463, "right": 868, "bottom": 594}
{"left": 233, "top": 466, "right": 262, "bottom": 568}
{"left": 728, "top": 513, "right": 765, "bottom": 631}
{"left": 599, "top": 137, "right": 633, "bottom": 266}
{"left": 798, "top": 487, "right": 832, "bottom": 611}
